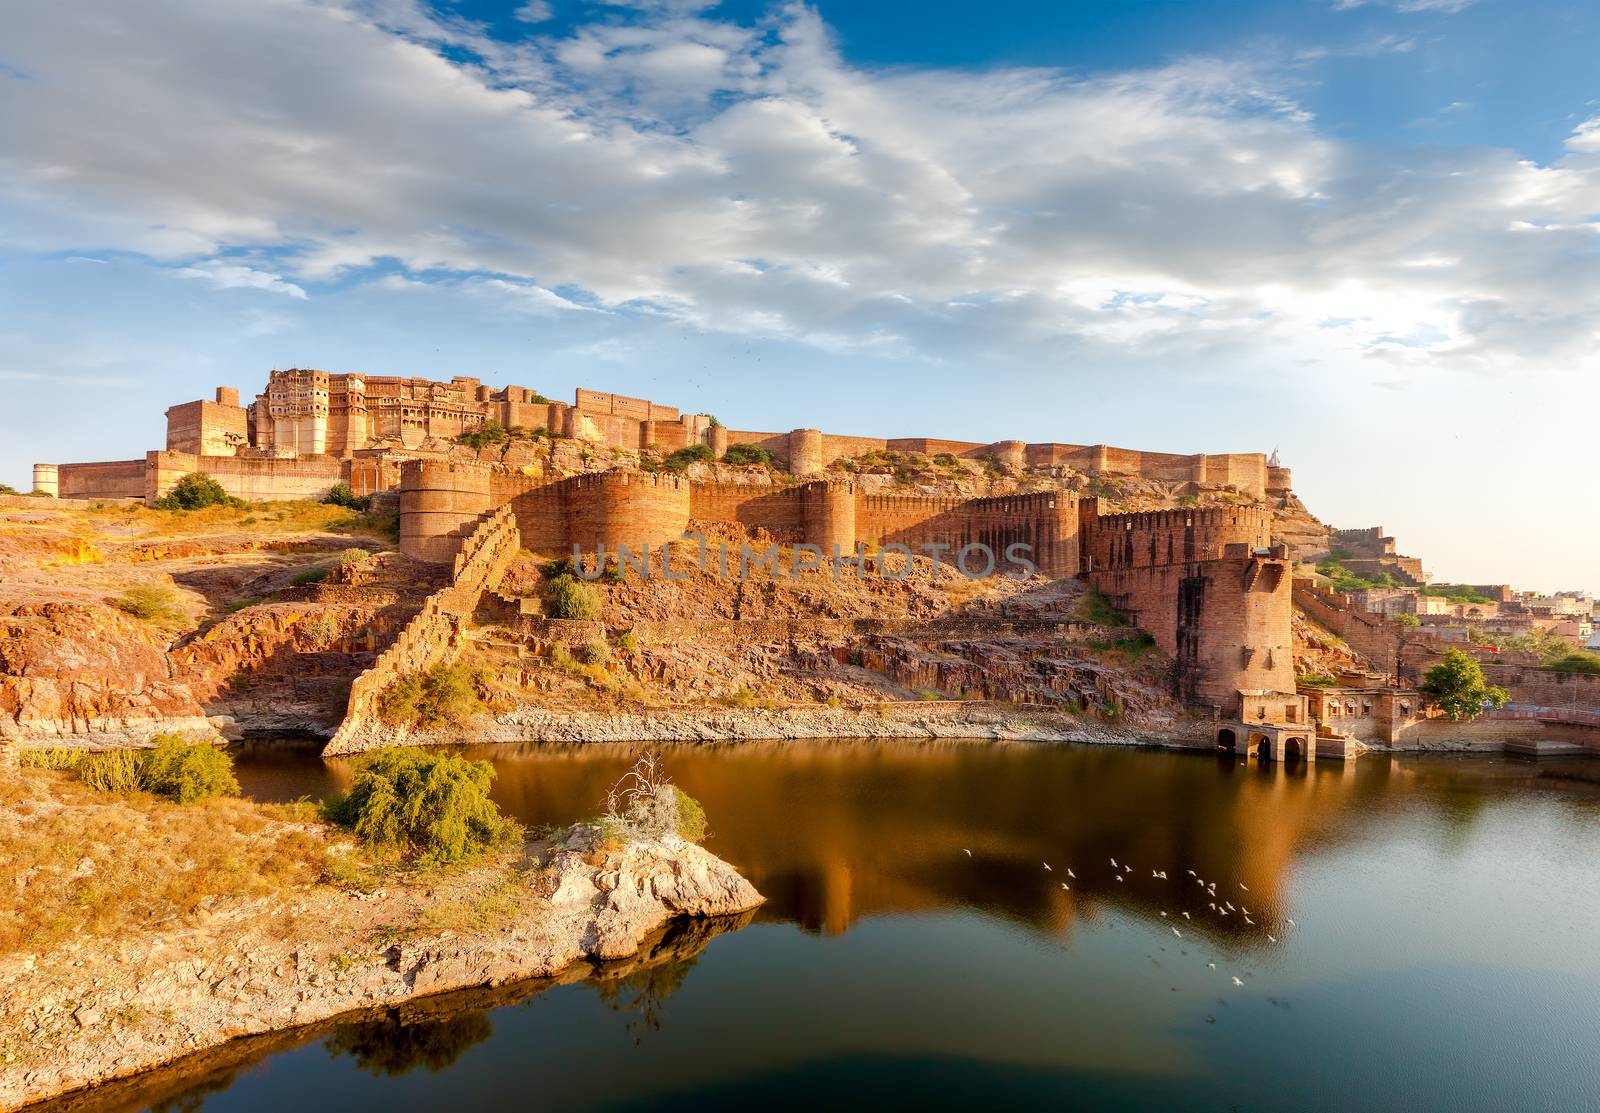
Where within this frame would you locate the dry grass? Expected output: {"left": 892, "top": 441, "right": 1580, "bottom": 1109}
{"left": 0, "top": 771, "right": 331, "bottom": 955}
{"left": 82, "top": 499, "right": 388, "bottom": 540}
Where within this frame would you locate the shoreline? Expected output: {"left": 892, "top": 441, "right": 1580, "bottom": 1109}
{"left": 12, "top": 702, "right": 1596, "bottom": 759}
{"left": 0, "top": 822, "right": 763, "bottom": 1112}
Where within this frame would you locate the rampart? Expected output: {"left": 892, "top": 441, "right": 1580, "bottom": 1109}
{"left": 328, "top": 504, "right": 520, "bottom": 752}
{"left": 1091, "top": 544, "right": 1296, "bottom": 712}
{"left": 146, "top": 451, "right": 342, "bottom": 504}
{"left": 404, "top": 468, "right": 1084, "bottom": 578}
{"left": 1082, "top": 506, "right": 1273, "bottom": 572}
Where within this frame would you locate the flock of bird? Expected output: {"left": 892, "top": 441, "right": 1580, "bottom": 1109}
{"left": 960, "top": 847, "right": 1298, "bottom": 994}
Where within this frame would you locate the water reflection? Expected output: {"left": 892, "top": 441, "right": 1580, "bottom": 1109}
{"left": 147, "top": 738, "right": 1600, "bottom": 1113}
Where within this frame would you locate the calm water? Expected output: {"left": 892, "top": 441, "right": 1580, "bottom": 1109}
{"left": 83, "top": 739, "right": 1600, "bottom": 1112}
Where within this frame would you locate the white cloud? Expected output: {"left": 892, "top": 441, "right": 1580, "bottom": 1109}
{"left": 0, "top": 0, "right": 1595, "bottom": 375}
{"left": 176, "top": 262, "right": 308, "bottom": 299}
{"left": 1335, "top": 0, "right": 1477, "bottom": 12}
{"left": 512, "top": 1, "right": 553, "bottom": 23}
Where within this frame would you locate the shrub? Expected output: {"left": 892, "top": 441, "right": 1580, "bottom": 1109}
{"left": 600, "top": 753, "right": 708, "bottom": 844}
{"left": 661, "top": 444, "right": 714, "bottom": 472}
{"left": 547, "top": 573, "right": 601, "bottom": 619}
{"left": 722, "top": 442, "right": 775, "bottom": 468}
{"left": 293, "top": 566, "right": 330, "bottom": 586}
{"left": 378, "top": 662, "right": 487, "bottom": 728}
{"left": 138, "top": 735, "right": 240, "bottom": 803}
{"left": 616, "top": 631, "right": 639, "bottom": 652}
{"left": 115, "top": 584, "right": 185, "bottom": 625}
{"left": 336, "top": 546, "right": 370, "bottom": 567}
{"left": 931, "top": 453, "right": 958, "bottom": 468}
{"left": 323, "top": 483, "right": 371, "bottom": 512}
{"left": 1394, "top": 613, "right": 1421, "bottom": 627}
{"left": 301, "top": 614, "right": 341, "bottom": 649}
{"left": 0, "top": 483, "right": 15, "bottom": 495}
{"left": 154, "top": 472, "right": 244, "bottom": 510}
{"left": 576, "top": 638, "right": 610, "bottom": 666}
{"left": 1076, "top": 589, "right": 1127, "bottom": 627}
{"left": 79, "top": 751, "right": 145, "bottom": 794}
{"left": 322, "top": 748, "right": 516, "bottom": 866}
{"left": 1548, "top": 652, "right": 1600, "bottom": 675}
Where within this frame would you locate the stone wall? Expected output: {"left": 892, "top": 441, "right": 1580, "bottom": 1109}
{"left": 1092, "top": 546, "right": 1296, "bottom": 712}
{"left": 56, "top": 459, "right": 147, "bottom": 500}
{"left": 165, "top": 397, "right": 248, "bottom": 456}
{"left": 329, "top": 505, "right": 521, "bottom": 752}
{"left": 145, "top": 451, "right": 343, "bottom": 505}
{"left": 1082, "top": 506, "right": 1273, "bottom": 573}
{"left": 398, "top": 459, "right": 494, "bottom": 563}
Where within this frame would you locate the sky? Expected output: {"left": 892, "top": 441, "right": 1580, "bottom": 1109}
{"left": 0, "top": 0, "right": 1596, "bottom": 592}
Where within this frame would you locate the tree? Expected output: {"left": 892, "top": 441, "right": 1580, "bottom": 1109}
{"left": 1422, "top": 648, "right": 1509, "bottom": 721}
{"left": 1394, "top": 613, "right": 1420, "bottom": 627}
{"left": 154, "top": 472, "right": 243, "bottom": 510}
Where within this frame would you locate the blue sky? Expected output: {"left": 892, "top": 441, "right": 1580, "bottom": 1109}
{"left": 1, "top": 0, "right": 1596, "bottom": 591}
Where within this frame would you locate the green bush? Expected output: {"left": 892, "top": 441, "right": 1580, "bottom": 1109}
{"left": 293, "top": 566, "right": 330, "bottom": 586}
{"left": 323, "top": 483, "right": 371, "bottom": 511}
{"left": 661, "top": 444, "right": 714, "bottom": 472}
{"left": 138, "top": 735, "right": 240, "bottom": 803}
{"left": 722, "top": 442, "right": 775, "bottom": 468}
{"left": 378, "top": 662, "right": 487, "bottom": 728}
{"left": 0, "top": 483, "right": 16, "bottom": 495}
{"left": 547, "top": 573, "right": 601, "bottom": 619}
{"left": 337, "top": 547, "right": 370, "bottom": 566}
{"left": 576, "top": 638, "right": 610, "bottom": 666}
{"left": 616, "top": 631, "right": 639, "bottom": 652}
{"left": 79, "top": 751, "right": 145, "bottom": 794}
{"left": 1548, "top": 652, "right": 1600, "bottom": 675}
{"left": 1394, "top": 613, "right": 1421, "bottom": 626}
{"left": 931, "top": 453, "right": 958, "bottom": 468}
{"left": 115, "top": 584, "right": 185, "bottom": 625}
{"left": 322, "top": 748, "right": 517, "bottom": 865}
{"left": 154, "top": 472, "right": 244, "bottom": 510}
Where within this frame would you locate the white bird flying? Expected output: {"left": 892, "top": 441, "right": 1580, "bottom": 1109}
{"left": 1287, "top": 919, "right": 1297, "bottom": 928}
{"left": 1232, "top": 976, "right": 1244, "bottom": 987}
{"left": 1116, "top": 875, "right": 1124, "bottom": 882}
{"left": 1160, "top": 911, "right": 1168, "bottom": 918}
{"left": 962, "top": 849, "right": 971, "bottom": 857}
{"left": 1182, "top": 912, "right": 1191, "bottom": 920}
{"left": 1244, "top": 916, "right": 1254, "bottom": 926}
{"left": 1267, "top": 934, "right": 1277, "bottom": 943}
{"left": 1111, "top": 858, "right": 1118, "bottom": 868}
{"left": 1172, "top": 927, "right": 1182, "bottom": 938}
{"left": 1067, "top": 868, "right": 1076, "bottom": 879}
{"left": 1061, "top": 883, "right": 1071, "bottom": 891}
{"left": 1220, "top": 908, "right": 1229, "bottom": 916}
{"left": 1187, "top": 869, "right": 1196, "bottom": 876}
{"left": 1240, "top": 883, "right": 1249, "bottom": 892}
{"left": 1207, "top": 962, "right": 1216, "bottom": 969}
{"left": 1043, "top": 862, "right": 1052, "bottom": 872}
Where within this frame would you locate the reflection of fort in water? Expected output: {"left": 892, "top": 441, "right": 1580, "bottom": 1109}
{"left": 424, "top": 739, "right": 1593, "bottom": 941}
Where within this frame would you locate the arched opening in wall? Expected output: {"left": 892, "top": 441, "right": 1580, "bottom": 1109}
{"left": 1250, "top": 733, "right": 1270, "bottom": 760}
{"left": 1217, "top": 728, "right": 1237, "bottom": 750}
{"left": 1285, "top": 737, "right": 1305, "bottom": 763}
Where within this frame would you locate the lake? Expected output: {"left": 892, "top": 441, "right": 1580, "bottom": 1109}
{"left": 75, "top": 738, "right": 1600, "bottom": 1112}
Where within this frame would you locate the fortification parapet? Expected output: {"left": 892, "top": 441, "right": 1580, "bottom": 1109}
{"left": 1085, "top": 506, "right": 1273, "bottom": 572}
{"left": 399, "top": 459, "right": 494, "bottom": 564}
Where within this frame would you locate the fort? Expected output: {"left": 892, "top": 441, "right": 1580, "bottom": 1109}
{"left": 36, "top": 368, "right": 1305, "bottom": 747}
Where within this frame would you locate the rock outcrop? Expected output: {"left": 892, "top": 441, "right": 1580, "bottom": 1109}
{"left": 0, "top": 827, "right": 762, "bottom": 1110}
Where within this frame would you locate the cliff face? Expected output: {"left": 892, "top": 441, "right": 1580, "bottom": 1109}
{"left": 0, "top": 501, "right": 407, "bottom": 747}
{"left": 0, "top": 601, "right": 214, "bottom": 746}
